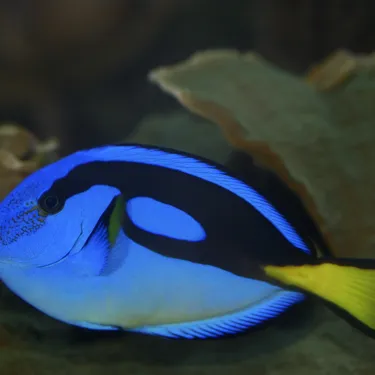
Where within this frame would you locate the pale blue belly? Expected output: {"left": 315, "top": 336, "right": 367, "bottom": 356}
{"left": 0, "top": 234, "right": 295, "bottom": 330}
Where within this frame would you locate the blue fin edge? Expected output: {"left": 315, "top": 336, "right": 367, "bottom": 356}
{"left": 128, "top": 290, "right": 305, "bottom": 339}
{"left": 63, "top": 290, "right": 304, "bottom": 338}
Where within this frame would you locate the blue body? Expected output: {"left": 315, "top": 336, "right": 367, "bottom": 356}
{"left": 0, "top": 144, "right": 312, "bottom": 339}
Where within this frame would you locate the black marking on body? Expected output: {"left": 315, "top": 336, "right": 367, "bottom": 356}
{"left": 42, "top": 145, "right": 313, "bottom": 278}
{"left": 225, "top": 150, "right": 331, "bottom": 258}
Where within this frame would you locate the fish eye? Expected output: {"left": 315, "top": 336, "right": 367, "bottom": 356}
{"left": 38, "top": 193, "right": 64, "bottom": 215}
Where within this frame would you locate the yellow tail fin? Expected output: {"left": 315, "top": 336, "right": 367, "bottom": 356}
{"left": 263, "top": 260, "right": 375, "bottom": 331}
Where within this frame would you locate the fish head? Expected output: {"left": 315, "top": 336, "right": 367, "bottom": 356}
{"left": 0, "top": 151, "right": 121, "bottom": 268}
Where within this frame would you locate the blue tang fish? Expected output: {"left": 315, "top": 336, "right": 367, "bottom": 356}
{"left": 0, "top": 144, "right": 374, "bottom": 339}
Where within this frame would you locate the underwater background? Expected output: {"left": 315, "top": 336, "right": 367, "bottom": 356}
{"left": 0, "top": 1, "right": 375, "bottom": 374}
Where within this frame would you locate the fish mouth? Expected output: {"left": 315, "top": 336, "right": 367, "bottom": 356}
{"left": 38, "top": 221, "right": 85, "bottom": 269}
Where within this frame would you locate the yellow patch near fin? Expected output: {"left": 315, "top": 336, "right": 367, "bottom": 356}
{"left": 108, "top": 195, "right": 125, "bottom": 246}
{"left": 264, "top": 263, "right": 375, "bottom": 330}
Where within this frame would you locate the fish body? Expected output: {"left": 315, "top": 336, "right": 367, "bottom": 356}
{"left": 0, "top": 144, "right": 374, "bottom": 339}
{"left": 1, "top": 234, "right": 301, "bottom": 336}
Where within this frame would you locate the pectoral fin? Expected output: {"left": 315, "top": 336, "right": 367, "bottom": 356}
{"left": 108, "top": 195, "right": 125, "bottom": 246}
{"left": 69, "top": 194, "right": 128, "bottom": 277}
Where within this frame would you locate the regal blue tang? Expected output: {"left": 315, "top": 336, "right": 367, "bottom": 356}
{"left": 0, "top": 144, "right": 374, "bottom": 339}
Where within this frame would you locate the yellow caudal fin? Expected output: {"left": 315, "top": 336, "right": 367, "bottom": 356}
{"left": 263, "top": 259, "right": 375, "bottom": 333}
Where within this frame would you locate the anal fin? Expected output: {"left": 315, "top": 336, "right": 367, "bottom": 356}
{"left": 129, "top": 291, "right": 304, "bottom": 339}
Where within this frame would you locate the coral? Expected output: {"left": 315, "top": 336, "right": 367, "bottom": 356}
{"left": 0, "top": 124, "right": 58, "bottom": 200}
{"left": 127, "top": 110, "right": 232, "bottom": 164}
{"left": 149, "top": 49, "right": 375, "bottom": 258}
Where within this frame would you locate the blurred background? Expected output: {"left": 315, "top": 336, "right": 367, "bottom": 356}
{"left": 1, "top": 3, "right": 375, "bottom": 374}
{"left": 0, "top": 0, "right": 373, "bottom": 155}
